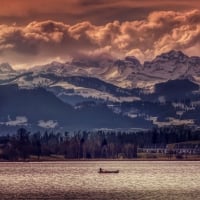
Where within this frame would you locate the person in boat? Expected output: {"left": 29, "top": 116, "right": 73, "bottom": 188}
{"left": 99, "top": 168, "right": 119, "bottom": 173}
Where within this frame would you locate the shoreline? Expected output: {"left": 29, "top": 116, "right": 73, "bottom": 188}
{"left": 1, "top": 157, "right": 200, "bottom": 162}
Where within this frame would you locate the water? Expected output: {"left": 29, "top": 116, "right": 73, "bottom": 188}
{"left": 0, "top": 161, "right": 200, "bottom": 200}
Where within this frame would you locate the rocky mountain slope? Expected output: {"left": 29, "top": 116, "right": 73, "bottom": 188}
{"left": 1, "top": 50, "right": 200, "bottom": 132}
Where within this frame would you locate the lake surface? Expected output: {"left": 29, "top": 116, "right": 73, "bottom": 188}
{"left": 0, "top": 161, "right": 200, "bottom": 200}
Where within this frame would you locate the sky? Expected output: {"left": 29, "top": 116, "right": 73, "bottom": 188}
{"left": 0, "top": 0, "right": 200, "bottom": 69}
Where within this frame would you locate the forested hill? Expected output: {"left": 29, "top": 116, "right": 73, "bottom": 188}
{"left": 0, "top": 126, "right": 200, "bottom": 161}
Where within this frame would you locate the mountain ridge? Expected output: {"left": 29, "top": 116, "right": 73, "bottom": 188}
{"left": 3, "top": 50, "right": 200, "bottom": 89}
{"left": 1, "top": 51, "right": 200, "bottom": 131}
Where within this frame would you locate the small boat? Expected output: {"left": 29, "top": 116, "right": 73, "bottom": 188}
{"left": 98, "top": 168, "right": 119, "bottom": 174}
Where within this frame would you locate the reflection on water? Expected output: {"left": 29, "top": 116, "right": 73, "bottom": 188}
{"left": 0, "top": 161, "right": 200, "bottom": 200}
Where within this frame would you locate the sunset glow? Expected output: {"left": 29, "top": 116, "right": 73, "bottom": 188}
{"left": 0, "top": 0, "right": 199, "bottom": 69}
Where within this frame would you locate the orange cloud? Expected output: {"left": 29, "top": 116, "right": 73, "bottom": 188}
{"left": 0, "top": 10, "right": 200, "bottom": 68}
{"left": 0, "top": 0, "right": 200, "bottom": 25}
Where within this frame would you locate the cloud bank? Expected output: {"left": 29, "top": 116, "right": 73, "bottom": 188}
{"left": 0, "top": 9, "right": 200, "bottom": 69}
{"left": 0, "top": 0, "right": 199, "bottom": 25}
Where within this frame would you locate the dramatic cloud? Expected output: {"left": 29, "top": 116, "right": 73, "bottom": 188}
{"left": 0, "top": 0, "right": 200, "bottom": 25}
{"left": 0, "top": 9, "right": 200, "bottom": 68}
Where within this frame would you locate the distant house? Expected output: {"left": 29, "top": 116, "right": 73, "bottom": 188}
{"left": 138, "top": 142, "right": 200, "bottom": 155}
{"left": 167, "top": 142, "right": 200, "bottom": 155}
{"left": 138, "top": 144, "right": 167, "bottom": 154}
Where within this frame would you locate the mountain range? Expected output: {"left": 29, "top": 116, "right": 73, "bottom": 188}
{"left": 1, "top": 50, "right": 200, "bottom": 133}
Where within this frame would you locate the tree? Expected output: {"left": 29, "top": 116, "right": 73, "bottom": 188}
{"left": 16, "top": 128, "right": 30, "bottom": 160}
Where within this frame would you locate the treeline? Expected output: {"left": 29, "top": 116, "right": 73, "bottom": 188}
{"left": 0, "top": 126, "right": 200, "bottom": 161}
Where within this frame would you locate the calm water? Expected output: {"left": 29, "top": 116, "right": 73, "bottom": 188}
{"left": 0, "top": 161, "right": 200, "bottom": 200}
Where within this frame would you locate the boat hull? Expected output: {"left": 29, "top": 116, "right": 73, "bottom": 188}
{"left": 98, "top": 170, "right": 119, "bottom": 174}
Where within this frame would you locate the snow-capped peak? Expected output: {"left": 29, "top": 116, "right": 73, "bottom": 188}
{"left": 2, "top": 50, "right": 200, "bottom": 90}
{"left": 0, "top": 63, "right": 15, "bottom": 73}
{"left": 153, "top": 50, "right": 189, "bottom": 63}
{"left": 31, "top": 61, "right": 66, "bottom": 73}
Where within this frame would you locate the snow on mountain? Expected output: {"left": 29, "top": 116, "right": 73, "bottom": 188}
{"left": 99, "top": 57, "right": 142, "bottom": 88}
{"left": 2, "top": 50, "right": 200, "bottom": 91}
{"left": 29, "top": 50, "right": 200, "bottom": 89}
{"left": 143, "top": 50, "right": 200, "bottom": 82}
{"left": 51, "top": 81, "right": 140, "bottom": 102}
{"left": 11, "top": 75, "right": 53, "bottom": 88}
{"left": 0, "top": 63, "right": 15, "bottom": 73}
{"left": 30, "top": 56, "right": 142, "bottom": 88}
{"left": 0, "top": 63, "right": 19, "bottom": 81}
{"left": 1, "top": 51, "right": 200, "bottom": 129}
{"left": 1, "top": 70, "right": 139, "bottom": 103}
{"left": 143, "top": 51, "right": 190, "bottom": 79}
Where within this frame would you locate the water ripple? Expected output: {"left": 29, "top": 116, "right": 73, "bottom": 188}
{"left": 0, "top": 161, "right": 200, "bottom": 200}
